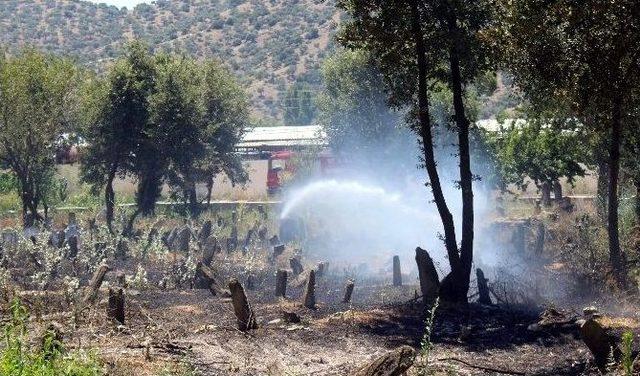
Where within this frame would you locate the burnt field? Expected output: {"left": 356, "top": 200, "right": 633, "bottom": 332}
{"left": 0, "top": 204, "right": 633, "bottom": 376}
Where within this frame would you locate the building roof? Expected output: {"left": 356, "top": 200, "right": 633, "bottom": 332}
{"left": 237, "top": 125, "right": 327, "bottom": 149}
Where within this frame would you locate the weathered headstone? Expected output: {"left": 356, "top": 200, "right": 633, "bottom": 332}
{"left": 246, "top": 274, "right": 256, "bottom": 290}
{"left": 201, "top": 236, "right": 219, "bottom": 266}
{"left": 272, "top": 244, "right": 285, "bottom": 259}
{"left": 175, "top": 226, "right": 191, "bottom": 253}
{"left": 2, "top": 229, "right": 19, "bottom": 248}
{"left": 476, "top": 268, "right": 492, "bottom": 305}
{"left": 228, "top": 278, "right": 257, "bottom": 331}
{"left": 115, "top": 239, "right": 129, "bottom": 260}
{"left": 53, "top": 230, "right": 65, "bottom": 248}
{"left": 343, "top": 279, "right": 355, "bottom": 304}
{"left": 302, "top": 270, "right": 316, "bottom": 309}
{"left": 258, "top": 226, "right": 268, "bottom": 241}
{"left": 68, "top": 235, "right": 79, "bottom": 259}
{"left": 316, "top": 261, "right": 329, "bottom": 278}
{"left": 354, "top": 346, "right": 416, "bottom": 376}
{"left": 392, "top": 255, "right": 402, "bottom": 286}
{"left": 84, "top": 264, "right": 110, "bottom": 303}
{"left": 415, "top": 247, "right": 440, "bottom": 305}
{"left": 242, "top": 228, "right": 254, "bottom": 252}
{"left": 289, "top": 257, "right": 304, "bottom": 276}
{"left": 275, "top": 269, "right": 288, "bottom": 298}
{"left": 116, "top": 272, "right": 127, "bottom": 288}
{"left": 199, "top": 220, "right": 213, "bottom": 242}
{"left": 107, "top": 288, "right": 125, "bottom": 324}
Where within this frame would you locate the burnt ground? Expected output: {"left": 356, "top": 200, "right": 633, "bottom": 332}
{"left": 21, "top": 274, "right": 603, "bottom": 376}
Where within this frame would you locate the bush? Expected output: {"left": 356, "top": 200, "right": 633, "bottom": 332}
{"left": 0, "top": 300, "right": 102, "bottom": 376}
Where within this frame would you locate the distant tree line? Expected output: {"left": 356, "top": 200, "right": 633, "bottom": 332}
{"left": 0, "top": 42, "right": 249, "bottom": 233}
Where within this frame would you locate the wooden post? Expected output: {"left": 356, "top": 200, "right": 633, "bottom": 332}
{"left": 83, "top": 264, "right": 110, "bottom": 303}
{"left": 343, "top": 279, "right": 355, "bottom": 303}
{"left": 354, "top": 346, "right": 416, "bottom": 376}
{"left": 415, "top": 247, "right": 439, "bottom": 305}
{"left": 476, "top": 268, "right": 492, "bottom": 305}
{"left": 107, "top": 288, "right": 125, "bottom": 324}
{"left": 289, "top": 257, "right": 304, "bottom": 276}
{"left": 228, "top": 278, "right": 257, "bottom": 331}
{"left": 303, "top": 270, "right": 316, "bottom": 309}
{"left": 275, "top": 269, "right": 288, "bottom": 298}
{"left": 392, "top": 255, "right": 402, "bottom": 286}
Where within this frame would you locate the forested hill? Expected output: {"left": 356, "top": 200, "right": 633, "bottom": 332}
{"left": 0, "top": 0, "right": 340, "bottom": 120}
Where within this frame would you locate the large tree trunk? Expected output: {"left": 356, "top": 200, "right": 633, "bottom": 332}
{"left": 206, "top": 173, "right": 214, "bottom": 206}
{"left": 634, "top": 178, "right": 640, "bottom": 226}
{"left": 608, "top": 95, "right": 626, "bottom": 288}
{"left": 439, "top": 9, "right": 474, "bottom": 303}
{"left": 540, "top": 181, "right": 552, "bottom": 207}
{"left": 409, "top": 0, "right": 461, "bottom": 281}
{"left": 553, "top": 180, "right": 563, "bottom": 200}
{"left": 136, "top": 172, "right": 163, "bottom": 216}
{"left": 105, "top": 164, "right": 117, "bottom": 235}
{"left": 596, "top": 161, "right": 609, "bottom": 219}
{"left": 187, "top": 184, "right": 200, "bottom": 218}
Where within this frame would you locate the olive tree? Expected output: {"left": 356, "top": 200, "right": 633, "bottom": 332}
{"left": 0, "top": 49, "right": 78, "bottom": 225}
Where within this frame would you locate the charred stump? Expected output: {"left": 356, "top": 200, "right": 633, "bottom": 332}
{"left": 83, "top": 264, "right": 110, "bottom": 303}
{"left": 303, "top": 270, "right": 316, "bottom": 309}
{"left": 392, "top": 255, "right": 402, "bottom": 286}
{"left": 354, "top": 345, "right": 416, "bottom": 376}
{"left": 275, "top": 269, "right": 288, "bottom": 298}
{"left": 415, "top": 247, "right": 440, "bottom": 305}
{"left": 343, "top": 279, "right": 355, "bottom": 304}
{"left": 228, "top": 278, "right": 257, "bottom": 331}
{"left": 107, "top": 288, "right": 125, "bottom": 324}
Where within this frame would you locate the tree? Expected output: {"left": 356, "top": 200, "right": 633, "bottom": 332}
{"left": 283, "top": 81, "right": 317, "bottom": 126}
{"left": 151, "top": 56, "right": 249, "bottom": 217}
{"left": 0, "top": 49, "right": 78, "bottom": 225}
{"left": 151, "top": 56, "right": 206, "bottom": 217}
{"left": 317, "top": 49, "right": 413, "bottom": 177}
{"left": 199, "top": 60, "right": 250, "bottom": 205}
{"left": 498, "top": 0, "right": 640, "bottom": 287}
{"left": 337, "top": 0, "right": 495, "bottom": 302}
{"left": 81, "top": 42, "right": 155, "bottom": 233}
{"left": 489, "top": 118, "right": 586, "bottom": 206}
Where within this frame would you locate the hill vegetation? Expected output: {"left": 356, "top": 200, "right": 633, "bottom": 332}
{"left": 0, "top": 0, "right": 340, "bottom": 120}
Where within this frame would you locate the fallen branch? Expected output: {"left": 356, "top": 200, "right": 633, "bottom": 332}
{"left": 437, "top": 357, "right": 526, "bottom": 375}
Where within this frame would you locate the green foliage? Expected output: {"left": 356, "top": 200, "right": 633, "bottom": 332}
{"left": 283, "top": 81, "right": 317, "bottom": 126}
{"left": 488, "top": 118, "right": 586, "bottom": 190}
{"left": 0, "top": 300, "right": 101, "bottom": 376}
{"left": 0, "top": 172, "right": 18, "bottom": 194}
{"left": 418, "top": 298, "right": 439, "bottom": 375}
{"left": 0, "top": 49, "right": 79, "bottom": 221}
{"left": 622, "top": 331, "right": 634, "bottom": 376}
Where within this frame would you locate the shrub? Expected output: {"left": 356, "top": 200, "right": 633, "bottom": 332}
{"left": 0, "top": 300, "right": 102, "bottom": 376}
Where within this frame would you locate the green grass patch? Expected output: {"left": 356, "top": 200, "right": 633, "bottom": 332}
{"left": 0, "top": 300, "right": 102, "bottom": 376}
